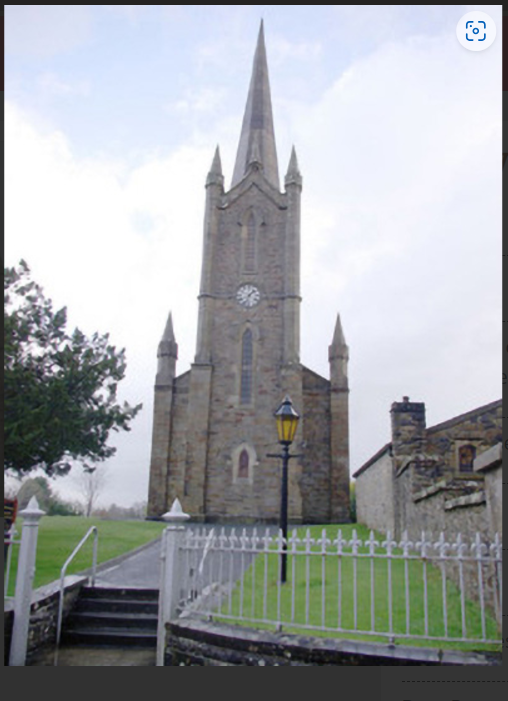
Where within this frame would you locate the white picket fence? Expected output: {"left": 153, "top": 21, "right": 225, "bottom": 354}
{"left": 166, "top": 527, "right": 502, "bottom": 646}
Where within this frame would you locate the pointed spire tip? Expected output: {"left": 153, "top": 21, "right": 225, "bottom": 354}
{"left": 162, "top": 312, "right": 176, "bottom": 342}
{"left": 207, "top": 145, "right": 224, "bottom": 187}
{"left": 210, "top": 145, "right": 222, "bottom": 174}
{"left": 285, "top": 145, "right": 302, "bottom": 187}
{"left": 231, "top": 22, "right": 280, "bottom": 190}
{"left": 330, "top": 313, "right": 348, "bottom": 351}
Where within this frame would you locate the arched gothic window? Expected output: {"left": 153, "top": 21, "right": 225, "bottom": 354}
{"left": 238, "top": 449, "right": 249, "bottom": 479}
{"left": 231, "top": 443, "right": 257, "bottom": 484}
{"left": 240, "top": 329, "right": 253, "bottom": 404}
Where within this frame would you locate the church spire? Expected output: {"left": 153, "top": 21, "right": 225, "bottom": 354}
{"left": 231, "top": 21, "right": 280, "bottom": 191}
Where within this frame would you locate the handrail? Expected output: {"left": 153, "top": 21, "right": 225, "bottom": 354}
{"left": 54, "top": 526, "right": 98, "bottom": 666}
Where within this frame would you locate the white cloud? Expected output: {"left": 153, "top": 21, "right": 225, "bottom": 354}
{"left": 289, "top": 27, "right": 501, "bottom": 466}
{"left": 38, "top": 72, "right": 91, "bottom": 98}
{"left": 5, "top": 101, "right": 212, "bottom": 506}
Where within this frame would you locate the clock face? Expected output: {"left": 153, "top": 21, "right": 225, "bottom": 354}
{"left": 236, "top": 284, "right": 261, "bottom": 308}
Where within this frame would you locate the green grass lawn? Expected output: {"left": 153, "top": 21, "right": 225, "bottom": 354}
{"left": 213, "top": 524, "right": 502, "bottom": 653}
{"left": 5, "top": 516, "right": 166, "bottom": 594}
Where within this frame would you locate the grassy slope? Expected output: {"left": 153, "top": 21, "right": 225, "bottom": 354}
{"left": 215, "top": 524, "right": 501, "bottom": 652}
{"left": 6, "top": 516, "right": 166, "bottom": 592}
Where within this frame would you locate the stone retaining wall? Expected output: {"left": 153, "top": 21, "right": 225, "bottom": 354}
{"left": 4, "top": 576, "right": 86, "bottom": 665}
{"left": 165, "top": 619, "right": 500, "bottom": 666}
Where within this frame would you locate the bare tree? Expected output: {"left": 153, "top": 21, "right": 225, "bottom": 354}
{"left": 76, "top": 467, "right": 109, "bottom": 517}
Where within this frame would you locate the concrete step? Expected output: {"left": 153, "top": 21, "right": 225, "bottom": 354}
{"left": 75, "top": 596, "right": 158, "bottom": 615}
{"left": 79, "top": 586, "right": 159, "bottom": 601}
{"left": 66, "top": 610, "right": 158, "bottom": 630}
{"left": 60, "top": 586, "right": 159, "bottom": 649}
{"left": 62, "top": 627, "right": 157, "bottom": 648}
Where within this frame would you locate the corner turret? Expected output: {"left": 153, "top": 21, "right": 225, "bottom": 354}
{"left": 156, "top": 312, "right": 178, "bottom": 386}
{"left": 285, "top": 146, "right": 302, "bottom": 189}
{"left": 328, "top": 313, "right": 350, "bottom": 522}
{"left": 329, "top": 313, "right": 349, "bottom": 389}
{"left": 206, "top": 146, "right": 224, "bottom": 189}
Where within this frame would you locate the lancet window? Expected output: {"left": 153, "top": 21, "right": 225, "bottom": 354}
{"left": 243, "top": 212, "right": 257, "bottom": 272}
{"left": 240, "top": 329, "right": 253, "bottom": 404}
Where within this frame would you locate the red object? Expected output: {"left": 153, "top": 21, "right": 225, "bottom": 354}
{"left": 4, "top": 498, "right": 18, "bottom": 532}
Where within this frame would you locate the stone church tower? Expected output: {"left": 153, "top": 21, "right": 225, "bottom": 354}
{"left": 147, "top": 23, "right": 350, "bottom": 523}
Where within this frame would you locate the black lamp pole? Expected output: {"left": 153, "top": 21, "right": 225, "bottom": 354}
{"left": 279, "top": 442, "right": 290, "bottom": 583}
{"left": 268, "top": 395, "right": 301, "bottom": 584}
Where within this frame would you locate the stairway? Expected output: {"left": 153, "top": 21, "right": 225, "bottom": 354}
{"left": 61, "top": 586, "right": 159, "bottom": 649}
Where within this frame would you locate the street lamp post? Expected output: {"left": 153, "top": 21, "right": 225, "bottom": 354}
{"left": 268, "top": 395, "right": 300, "bottom": 584}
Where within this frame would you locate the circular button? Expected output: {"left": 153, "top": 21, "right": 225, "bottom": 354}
{"left": 456, "top": 11, "right": 496, "bottom": 52}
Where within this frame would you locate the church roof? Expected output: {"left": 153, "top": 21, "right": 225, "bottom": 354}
{"left": 231, "top": 21, "right": 280, "bottom": 191}
{"left": 425, "top": 398, "right": 502, "bottom": 435}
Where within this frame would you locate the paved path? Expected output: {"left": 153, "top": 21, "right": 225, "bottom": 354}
{"left": 92, "top": 524, "right": 278, "bottom": 590}
{"left": 94, "top": 537, "right": 163, "bottom": 589}
{"left": 28, "top": 645, "right": 156, "bottom": 666}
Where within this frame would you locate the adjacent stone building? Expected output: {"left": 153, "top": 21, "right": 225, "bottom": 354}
{"left": 147, "top": 24, "right": 350, "bottom": 523}
{"left": 353, "top": 396, "right": 502, "bottom": 542}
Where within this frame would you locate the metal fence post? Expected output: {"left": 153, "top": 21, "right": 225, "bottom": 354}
{"left": 156, "top": 499, "right": 190, "bottom": 667}
{"left": 9, "top": 497, "right": 46, "bottom": 666}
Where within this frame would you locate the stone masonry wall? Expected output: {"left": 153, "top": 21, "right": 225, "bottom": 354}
{"left": 398, "top": 478, "right": 488, "bottom": 542}
{"left": 165, "top": 619, "right": 500, "bottom": 666}
{"left": 301, "top": 367, "right": 332, "bottom": 523}
{"left": 483, "top": 463, "right": 502, "bottom": 536}
{"left": 167, "top": 371, "right": 190, "bottom": 506}
{"left": 201, "top": 178, "right": 299, "bottom": 522}
{"left": 410, "top": 486, "right": 499, "bottom": 623}
{"left": 425, "top": 399, "right": 502, "bottom": 480}
{"left": 4, "top": 576, "right": 86, "bottom": 665}
{"left": 355, "top": 449, "right": 395, "bottom": 534}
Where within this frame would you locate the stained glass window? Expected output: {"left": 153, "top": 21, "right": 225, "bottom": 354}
{"left": 238, "top": 449, "right": 249, "bottom": 479}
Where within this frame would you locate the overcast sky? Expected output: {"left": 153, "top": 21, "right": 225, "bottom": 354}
{"left": 5, "top": 5, "right": 502, "bottom": 509}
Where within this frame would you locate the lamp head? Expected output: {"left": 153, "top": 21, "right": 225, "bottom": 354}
{"left": 275, "top": 395, "right": 300, "bottom": 445}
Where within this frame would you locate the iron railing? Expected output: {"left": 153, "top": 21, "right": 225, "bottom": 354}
{"left": 174, "top": 527, "right": 502, "bottom": 646}
{"left": 54, "top": 526, "right": 98, "bottom": 665}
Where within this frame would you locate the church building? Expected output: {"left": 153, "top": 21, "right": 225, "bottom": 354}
{"left": 147, "top": 24, "right": 350, "bottom": 523}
